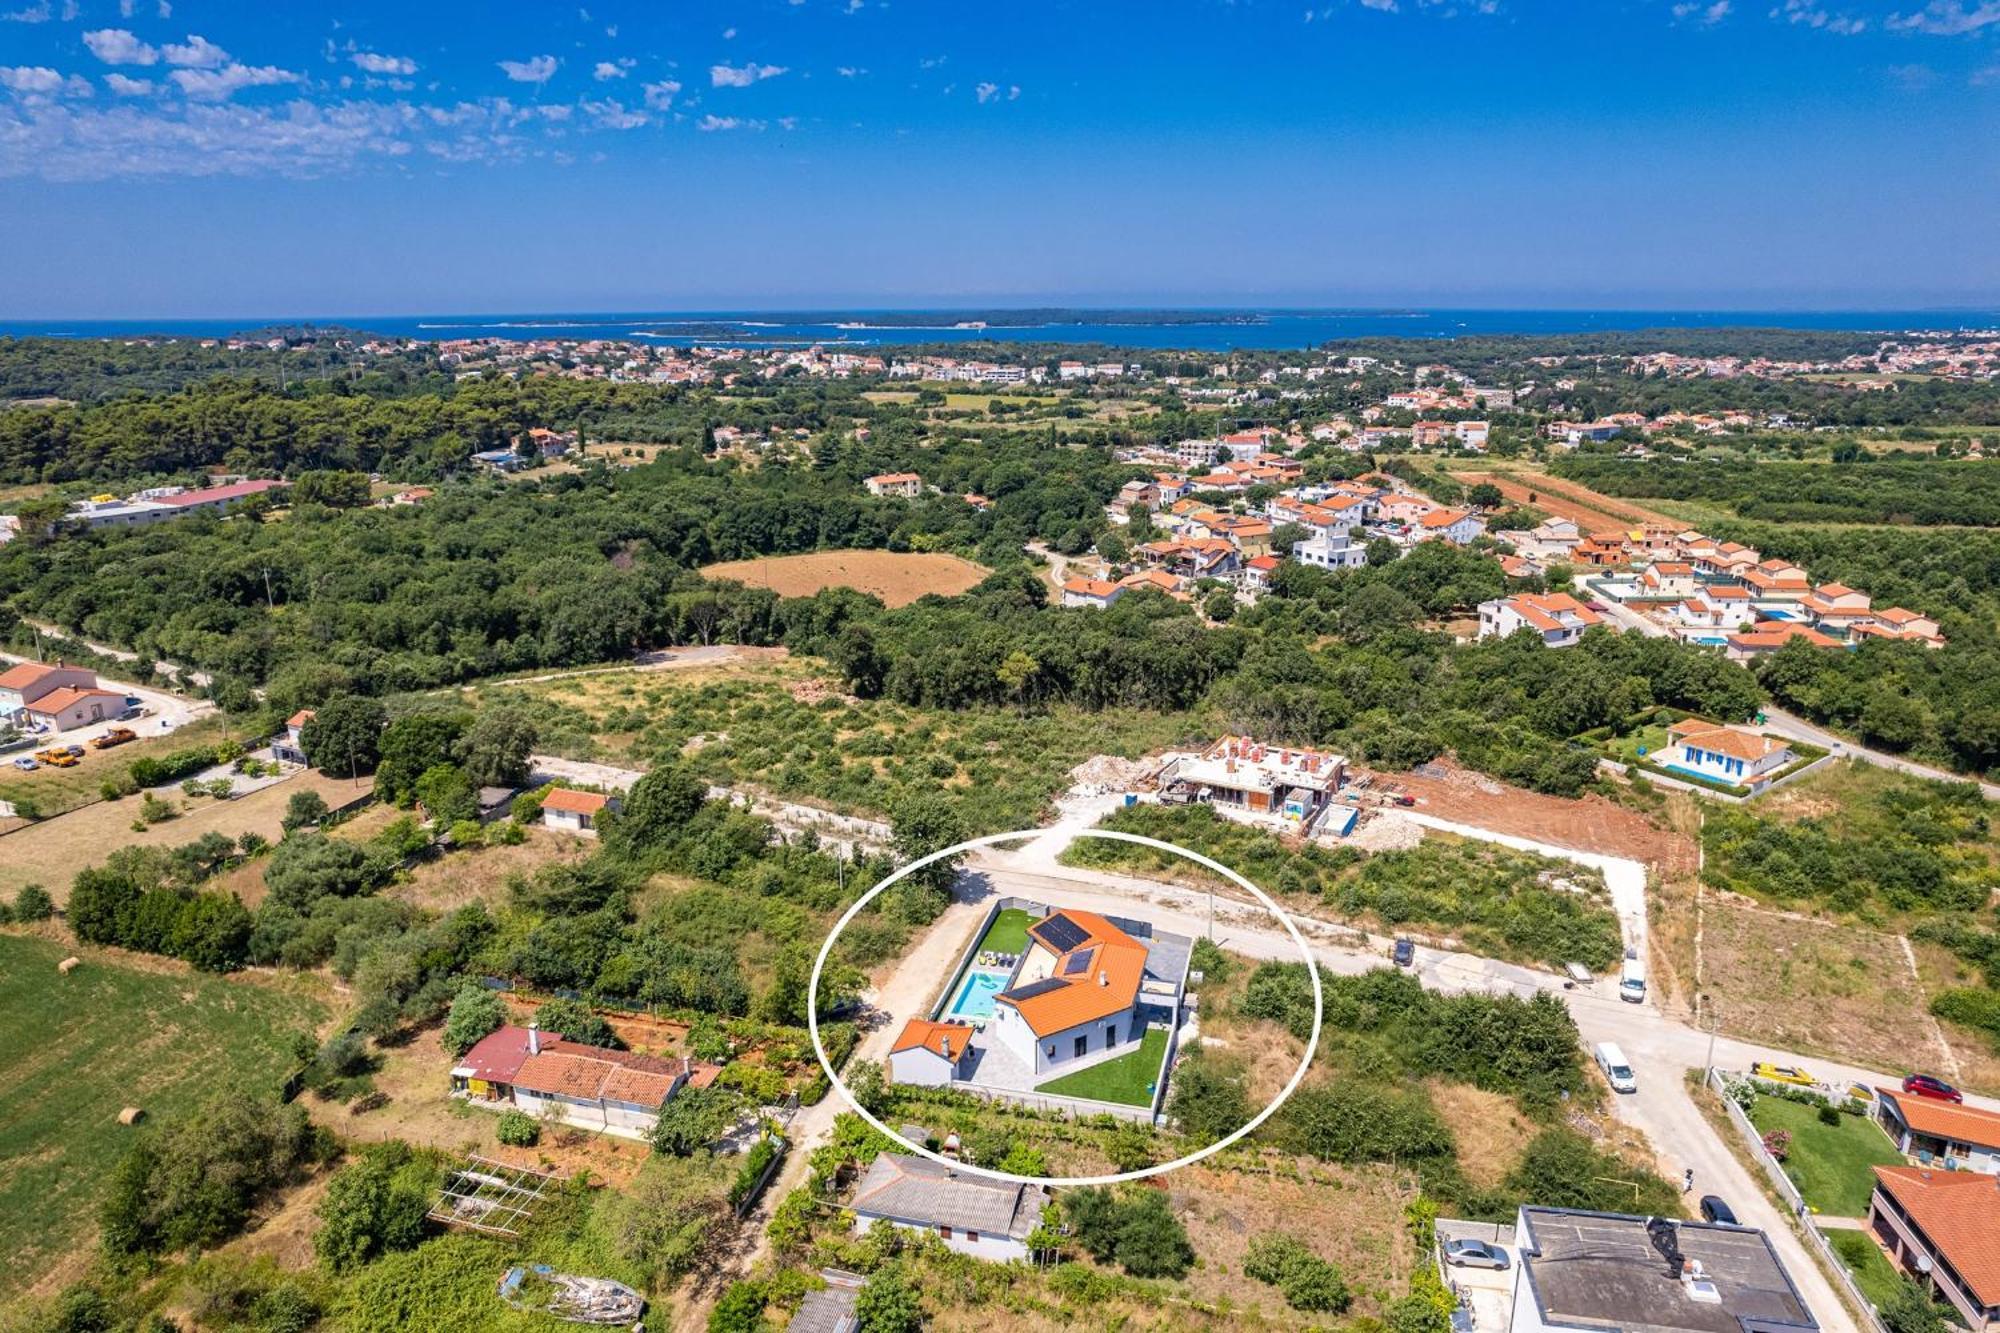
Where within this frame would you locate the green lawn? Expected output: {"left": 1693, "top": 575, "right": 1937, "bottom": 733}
{"left": 1036, "top": 1027, "right": 1169, "bottom": 1107}
{"left": 0, "top": 935, "right": 322, "bottom": 1296}
{"left": 977, "top": 908, "right": 1033, "bottom": 955}
{"left": 1606, "top": 723, "right": 1672, "bottom": 764}
{"left": 1747, "top": 1096, "right": 1903, "bottom": 1216}
{"left": 1828, "top": 1230, "right": 1907, "bottom": 1310}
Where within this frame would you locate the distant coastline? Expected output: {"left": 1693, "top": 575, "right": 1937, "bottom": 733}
{"left": 3, "top": 307, "right": 1996, "bottom": 354}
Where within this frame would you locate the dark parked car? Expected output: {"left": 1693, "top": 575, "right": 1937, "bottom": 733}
{"left": 1903, "top": 1074, "right": 1965, "bottom": 1104}
{"left": 1392, "top": 937, "right": 1416, "bottom": 967}
{"left": 1442, "top": 1238, "right": 1510, "bottom": 1270}
{"left": 1699, "top": 1196, "right": 1738, "bottom": 1226}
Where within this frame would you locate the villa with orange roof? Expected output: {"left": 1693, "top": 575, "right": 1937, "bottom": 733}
{"left": 1477, "top": 593, "right": 1603, "bottom": 648}
{"left": 985, "top": 908, "right": 1190, "bottom": 1081}
{"left": 1725, "top": 621, "right": 1842, "bottom": 662}
{"left": 1060, "top": 576, "right": 1124, "bottom": 610}
{"left": 1660, "top": 718, "right": 1796, "bottom": 790}
{"left": 1869, "top": 1164, "right": 2000, "bottom": 1330}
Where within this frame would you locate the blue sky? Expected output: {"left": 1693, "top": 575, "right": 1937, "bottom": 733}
{"left": 1, "top": 0, "right": 1997, "bottom": 315}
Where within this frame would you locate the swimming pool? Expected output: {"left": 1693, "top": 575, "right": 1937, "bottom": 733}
{"left": 944, "top": 968, "right": 1009, "bottom": 1023}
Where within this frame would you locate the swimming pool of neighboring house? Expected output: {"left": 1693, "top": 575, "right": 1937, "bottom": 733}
{"left": 943, "top": 967, "right": 1010, "bottom": 1024}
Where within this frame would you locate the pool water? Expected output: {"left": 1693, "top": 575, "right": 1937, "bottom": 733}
{"left": 945, "top": 968, "right": 1009, "bottom": 1022}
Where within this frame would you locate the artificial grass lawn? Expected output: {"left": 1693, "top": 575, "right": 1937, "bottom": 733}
{"left": 977, "top": 908, "right": 1033, "bottom": 955}
{"left": 1035, "top": 1027, "right": 1169, "bottom": 1107}
{"left": 1746, "top": 1096, "right": 1903, "bottom": 1216}
{"left": 1829, "top": 1230, "right": 1907, "bottom": 1309}
{"left": 0, "top": 935, "right": 322, "bottom": 1297}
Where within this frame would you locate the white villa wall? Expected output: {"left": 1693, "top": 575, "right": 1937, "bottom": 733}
{"left": 889, "top": 1047, "right": 956, "bottom": 1088}
{"left": 854, "top": 1213, "right": 1029, "bottom": 1263}
{"left": 992, "top": 1000, "right": 1143, "bottom": 1076}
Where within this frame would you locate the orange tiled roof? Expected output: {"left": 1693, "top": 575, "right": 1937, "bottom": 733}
{"left": 0, "top": 662, "right": 63, "bottom": 691}
{"left": 542, "top": 787, "right": 611, "bottom": 814}
{"left": 1667, "top": 719, "right": 1789, "bottom": 763}
{"left": 1063, "top": 577, "right": 1121, "bottom": 599}
{"left": 891, "top": 1018, "right": 973, "bottom": 1060}
{"left": 1872, "top": 1166, "right": 2000, "bottom": 1305}
{"left": 999, "top": 910, "right": 1147, "bottom": 1037}
{"left": 27, "top": 686, "right": 124, "bottom": 714}
{"left": 1878, "top": 1088, "right": 2000, "bottom": 1149}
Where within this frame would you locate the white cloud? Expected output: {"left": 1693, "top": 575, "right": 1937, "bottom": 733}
{"left": 1771, "top": 0, "right": 1867, "bottom": 32}
{"left": 1, "top": 2, "right": 51, "bottom": 22}
{"left": 1887, "top": 1, "right": 2000, "bottom": 32}
{"left": 104, "top": 72, "right": 154, "bottom": 94}
{"left": 581, "top": 98, "right": 645, "bottom": 128}
{"left": 836, "top": 65, "right": 865, "bottom": 77}
{"left": 974, "top": 80, "right": 999, "bottom": 102}
{"left": 351, "top": 51, "right": 417, "bottom": 76}
{"left": 641, "top": 78, "right": 680, "bottom": 108}
{"left": 698, "top": 113, "right": 764, "bottom": 130}
{"left": 156, "top": 0, "right": 169, "bottom": 14}
{"left": 118, "top": 0, "right": 133, "bottom": 14}
{"left": 710, "top": 61, "right": 786, "bottom": 87}
{"left": 592, "top": 60, "right": 626, "bottom": 80}
{"left": 84, "top": 28, "right": 158, "bottom": 64}
{"left": 161, "top": 34, "right": 230, "bottom": 68}
{"left": 60, "top": 0, "right": 76, "bottom": 18}
{"left": 722, "top": 26, "right": 736, "bottom": 38}
{"left": 170, "top": 63, "right": 299, "bottom": 100}
{"left": 498, "top": 54, "right": 557, "bottom": 84}
{"left": 0, "top": 65, "right": 64, "bottom": 92}
{"left": 1672, "top": 0, "right": 1732, "bottom": 21}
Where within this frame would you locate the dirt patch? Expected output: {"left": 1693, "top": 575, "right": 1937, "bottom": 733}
{"left": 1700, "top": 900, "right": 1939, "bottom": 1073}
{"left": 1383, "top": 760, "right": 1696, "bottom": 874}
{"left": 1451, "top": 469, "right": 1679, "bottom": 532}
{"left": 698, "top": 550, "right": 990, "bottom": 607}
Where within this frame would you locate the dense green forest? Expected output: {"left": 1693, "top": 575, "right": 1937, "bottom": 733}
{"left": 0, "top": 331, "right": 441, "bottom": 403}
{"left": 1553, "top": 456, "right": 2000, "bottom": 526}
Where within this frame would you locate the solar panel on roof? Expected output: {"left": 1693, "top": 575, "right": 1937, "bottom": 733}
{"left": 1002, "top": 977, "right": 1069, "bottom": 1002}
{"left": 1062, "top": 948, "right": 1096, "bottom": 976}
{"left": 1031, "top": 913, "right": 1089, "bottom": 953}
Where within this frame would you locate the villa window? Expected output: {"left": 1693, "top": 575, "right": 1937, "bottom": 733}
{"left": 1074, "top": 1034, "right": 1088, "bottom": 1058}
{"left": 966, "top": 1231, "right": 979, "bottom": 1243}
{"left": 940, "top": 1226, "right": 952, "bottom": 1240}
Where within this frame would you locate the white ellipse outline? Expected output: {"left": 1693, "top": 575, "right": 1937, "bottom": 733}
{"left": 808, "top": 828, "right": 1324, "bottom": 1187}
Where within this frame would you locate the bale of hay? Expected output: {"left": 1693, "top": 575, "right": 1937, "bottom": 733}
{"left": 57, "top": 956, "right": 81, "bottom": 975}
{"left": 118, "top": 1106, "right": 144, "bottom": 1125}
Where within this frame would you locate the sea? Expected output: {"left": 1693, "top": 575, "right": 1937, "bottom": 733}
{"left": 3, "top": 308, "right": 1997, "bottom": 352}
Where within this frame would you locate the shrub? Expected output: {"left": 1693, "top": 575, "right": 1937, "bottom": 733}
{"left": 13, "top": 884, "right": 53, "bottom": 921}
{"left": 495, "top": 1111, "right": 539, "bottom": 1147}
{"left": 1762, "top": 1129, "right": 1792, "bottom": 1161}
{"left": 729, "top": 1136, "right": 780, "bottom": 1207}
{"left": 440, "top": 984, "right": 507, "bottom": 1057}
{"left": 1244, "top": 1232, "right": 1352, "bottom": 1313}
{"left": 1818, "top": 1104, "right": 1842, "bottom": 1127}
{"left": 282, "top": 790, "right": 329, "bottom": 832}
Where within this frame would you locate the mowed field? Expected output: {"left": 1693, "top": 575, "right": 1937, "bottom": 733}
{"left": 699, "top": 549, "right": 989, "bottom": 607}
{"left": 0, "top": 935, "right": 323, "bottom": 1300}
{"left": 0, "top": 769, "right": 369, "bottom": 902}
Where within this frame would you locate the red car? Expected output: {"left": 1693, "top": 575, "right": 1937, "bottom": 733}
{"left": 1903, "top": 1073, "right": 1964, "bottom": 1104}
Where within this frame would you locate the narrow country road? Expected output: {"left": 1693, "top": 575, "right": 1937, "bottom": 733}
{"left": 1758, "top": 705, "right": 2000, "bottom": 800}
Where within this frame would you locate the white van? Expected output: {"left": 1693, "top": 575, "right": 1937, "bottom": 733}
{"left": 1619, "top": 957, "right": 1646, "bottom": 1004}
{"left": 1595, "top": 1041, "right": 1637, "bottom": 1094}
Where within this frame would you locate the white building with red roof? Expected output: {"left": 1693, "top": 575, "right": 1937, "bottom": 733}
{"left": 0, "top": 662, "right": 97, "bottom": 720}
{"left": 451, "top": 1021, "right": 720, "bottom": 1139}
{"left": 1477, "top": 593, "right": 1603, "bottom": 648}
{"left": 541, "top": 787, "right": 619, "bottom": 835}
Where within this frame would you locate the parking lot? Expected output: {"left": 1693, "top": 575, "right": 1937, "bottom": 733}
{"left": 1435, "top": 1218, "right": 1517, "bottom": 1333}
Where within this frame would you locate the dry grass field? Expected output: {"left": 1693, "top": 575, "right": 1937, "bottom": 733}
{"left": 0, "top": 768, "right": 369, "bottom": 902}
{"left": 1698, "top": 898, "right": 1946, "bottom": 1074}
{"left": 699, "top": 549, "right": 989, "bottom": 606}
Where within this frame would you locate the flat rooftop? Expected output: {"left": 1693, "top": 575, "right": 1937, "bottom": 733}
{"left": 1518, "top": 1208, "right": 1817, "bottom": 1333}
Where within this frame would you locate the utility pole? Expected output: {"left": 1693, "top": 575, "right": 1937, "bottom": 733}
{"left": 1701, "top": 993, "right": 1719, "bottom": 1079}
{"left": 262, "top": 567, "right": 275, "bottom": 611}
